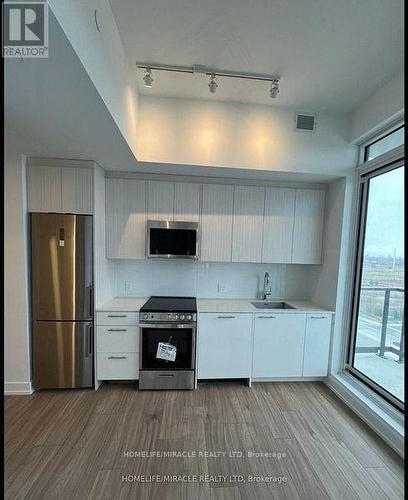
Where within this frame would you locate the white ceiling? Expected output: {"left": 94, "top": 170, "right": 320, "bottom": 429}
{"left": 5, "top": 10, "right": 339, "bottom": 182}
{"left": 109, "top": 0, "right": 404, "bottom": 112}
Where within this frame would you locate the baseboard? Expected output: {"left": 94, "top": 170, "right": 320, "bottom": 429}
{"left": 4, "top": 382, "right": 34, "bottom": 395}
{"left": 252, "top": 377, "right": 326, "bottom": 382}
{"left": 325, "top": 374, "right": 404, "bottom": 457}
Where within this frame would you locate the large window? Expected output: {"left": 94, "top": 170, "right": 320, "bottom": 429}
{"left": 347, "top": 160, "right": 404, "bottom": 411}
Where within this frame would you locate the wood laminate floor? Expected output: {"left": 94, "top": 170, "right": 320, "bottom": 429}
{"left": 5, "top": 382, "right": 404, "bottom": 500}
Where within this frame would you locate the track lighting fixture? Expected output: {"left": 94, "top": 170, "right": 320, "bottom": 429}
{"left": 208, "top": 73, "right": 218, "bottom": 94}
{"left": 269, "top": 79, "right": 279, "bottom": 98}
{"left": 137, "top": 62, "right": 280, "bottom": 99}
{"left": 143, "top": 67, "right": 153, "bottom": 88}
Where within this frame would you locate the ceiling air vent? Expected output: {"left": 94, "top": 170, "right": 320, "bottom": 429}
{"left": 295, "top": 113, "right": 316, "bottom": 132}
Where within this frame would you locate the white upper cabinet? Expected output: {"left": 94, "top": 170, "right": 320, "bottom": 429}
{"left": 292, "top": 189, "right": 326, "bottom": 264}
{"left": 147, "top": 181, "right": 174, "bottom": 221}
{"left": 27, "top": 165, "right": 93, "bottom": 214}
{"left": 262, "top": 188, "right": 295, "bottom": 264}
{"left": 200, "top": 184, "right": 234, "bottom": 262}
{"left": 174, "top": 182, "right": 201, "bottom": 222}
{"left": 27, "top": 166, "right": 62, "bottom": 213}
{"left": 232, "top": 186, "right": 265, "bottom": 263}
{"left": 61, "top": 167, "right": 94, "bottom": 214}
{"left": 106, "top": 178, "right": 146, "bottom": 259}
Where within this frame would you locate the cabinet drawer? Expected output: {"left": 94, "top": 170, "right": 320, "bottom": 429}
{"left": 96, "top": 312, "right": 139, "bottom": 326}
{"left": 97, "top": 326, "right": 139, "bottom": 353}
{"left": 97, "top": 352, "right": 139, "bottom": 380}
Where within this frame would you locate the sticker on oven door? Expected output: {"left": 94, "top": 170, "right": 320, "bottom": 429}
{"left": 156, "top": 342, "right": 177, "bottom": 362}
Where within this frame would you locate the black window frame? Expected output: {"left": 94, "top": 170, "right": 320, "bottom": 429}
{"left": 345, "top": 160, "right": 405, "bottom": 413}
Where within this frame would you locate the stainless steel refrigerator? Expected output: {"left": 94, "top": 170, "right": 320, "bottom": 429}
{"left": 31, "top": 214, "right": 94, "bottom": 389}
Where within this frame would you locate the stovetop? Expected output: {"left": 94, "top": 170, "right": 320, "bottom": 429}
{"left": 140, "top": 296, "right": 197, "bottom": 313}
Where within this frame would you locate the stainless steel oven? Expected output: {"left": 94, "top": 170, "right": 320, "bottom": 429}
{"left": 139, "top": 297, "right": 197, "bottom": 390}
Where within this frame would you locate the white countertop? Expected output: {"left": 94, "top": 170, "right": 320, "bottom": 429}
{"left": 197, "top": 299, "right": 334, "bottom": 314}
{"left": 97, "top": 297, "right": 334, "bottom": 314}
{"left": 96, "top": 297, "right": 148, "bottom": 312}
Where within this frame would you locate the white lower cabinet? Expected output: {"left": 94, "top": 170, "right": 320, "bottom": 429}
{"left": 197, "top": 313, "right": 252, "bottom": 379}
{"left": 96, "top": 311, "right": 139, "bottom": 380}
{"left": 252, "top": 314, "right": 307, "bottom": 378}
{"left": 302, "top": 314, "right": 332, "bottom": 376}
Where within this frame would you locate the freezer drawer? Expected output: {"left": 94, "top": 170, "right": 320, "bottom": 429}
{"left": 32, "top": 321, "right": 93, "bottom": 389}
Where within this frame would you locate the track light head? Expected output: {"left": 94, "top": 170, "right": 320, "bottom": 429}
{"left": 269, "top": 79, "right": 279, "bottom": 98}
{"left": 208, "top": 73, "right": 218, "bottom": 94}
{"left": 143, "top": 67, "right": 153, "bottom": 88}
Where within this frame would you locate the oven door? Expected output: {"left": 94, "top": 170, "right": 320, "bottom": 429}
{"left": 140, "top": 323, "right": 196, "bottom": 371}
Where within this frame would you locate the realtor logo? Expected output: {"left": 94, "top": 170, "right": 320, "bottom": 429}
{"left": 2, "top": 2, "right": 48, "bottom": 58}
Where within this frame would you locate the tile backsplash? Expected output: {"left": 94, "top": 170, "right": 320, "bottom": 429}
{"left": 114, "top": 260, "right": 316, "bottom": 299}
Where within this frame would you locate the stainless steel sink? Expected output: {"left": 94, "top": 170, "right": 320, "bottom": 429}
{"left": 251, "top": 301, "right": 296, "bottom": 310}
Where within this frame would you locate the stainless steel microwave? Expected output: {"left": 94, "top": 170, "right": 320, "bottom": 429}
{"left": 146, "top": 220, "right": 199, "bottom": 259}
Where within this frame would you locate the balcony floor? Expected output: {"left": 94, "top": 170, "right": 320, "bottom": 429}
{"left": 354, "top": 352, "right": 404, "bottom": 402}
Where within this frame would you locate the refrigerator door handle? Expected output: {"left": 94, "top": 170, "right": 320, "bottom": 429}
{"left": 88, "top": 285, "right": 93, "bottom": 317}
{"left": 86, "top": 324, "right": 93, "bottom": 357}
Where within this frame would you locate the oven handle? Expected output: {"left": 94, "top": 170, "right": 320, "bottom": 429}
{"left": 140, "top": 323, "right": 195, "bottom": 329}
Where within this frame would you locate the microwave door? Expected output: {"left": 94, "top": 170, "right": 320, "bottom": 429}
{"left": 147, "top": 221, "right": 198, "bottom": 258}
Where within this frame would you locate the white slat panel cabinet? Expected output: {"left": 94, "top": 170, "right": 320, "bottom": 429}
{"left": 200, "top": 184, "right": 234, "bottom": 262}
{"left": 105, "top": 178, "right": 146, "bottom": 259}
{"left": 262, "top": 188, "right": 295, "bottom": 263}
{"left": 147, "top": 181, "right": 174, "bottom": 220}
{"left": 252, "top": 313, "right": 307, "bottom": 378}
{"left": 302, "top": 314, "right": 332, "bottom": 376}
{"left": 27, "top": 165, "right": 62, "bottom": 213}
{"left": 292, "top": 189, "right": 326, "bottom": 264}
{"left": 174, "top": 182, "right": 201, "bottom": 222}
{"left": 61, "top": 167, "right": 94, "bottom": 214}
{"left": 197, "top": 313, "right": 252, "bottom": 378}
{"left": 232, "top": 186, "right": 265, "bottom": 262}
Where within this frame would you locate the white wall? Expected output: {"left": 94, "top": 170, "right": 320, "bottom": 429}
{"left": 309, "top": 177, "right": 347, "bottom": 310}
{"left": 114, "top": 260, "right": 315, "bottom": 300}
{"left": 326, "top": 171, "right": 357, "bottom": 374}
{"left": 4, "top": 130, "right": 32, "bottom": 394}
{"left": 136, "top": 95, "right": 358, "bottom": 175}
{"left": 49, "top": 0, "right": 139, "bottom": 157}
{"left": 349, "top": 72, "right": 404, "bottom": 144}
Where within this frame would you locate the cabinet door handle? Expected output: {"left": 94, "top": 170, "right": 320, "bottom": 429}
{"left": 107, "top": 314, "right": 127, "bottom": 318}
{"left": 107, "top": 329, "right": 127, "bottom": 332}
{"left": 108, "top": 356, "right": 127, "bottom": 360}
{"left": 217, "top": 315, "right": 235, "bottom": 319}
{"left": 310, "top": 316, "right": 327, "bottom": 319}
{"left": 258, "top": 315, "right": 276, "bottom": 319}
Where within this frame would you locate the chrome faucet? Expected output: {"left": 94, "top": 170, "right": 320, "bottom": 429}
{"left": 262, "top": 272, "right": 271, "bottom": 300}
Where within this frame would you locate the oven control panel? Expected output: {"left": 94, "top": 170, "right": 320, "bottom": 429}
{"left": 139, "top": 312, "right": 196, "bottom": 323}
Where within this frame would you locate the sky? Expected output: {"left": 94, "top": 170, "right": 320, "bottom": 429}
{"left": 364, "top": 166, "right": 404, "bottom": 258}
